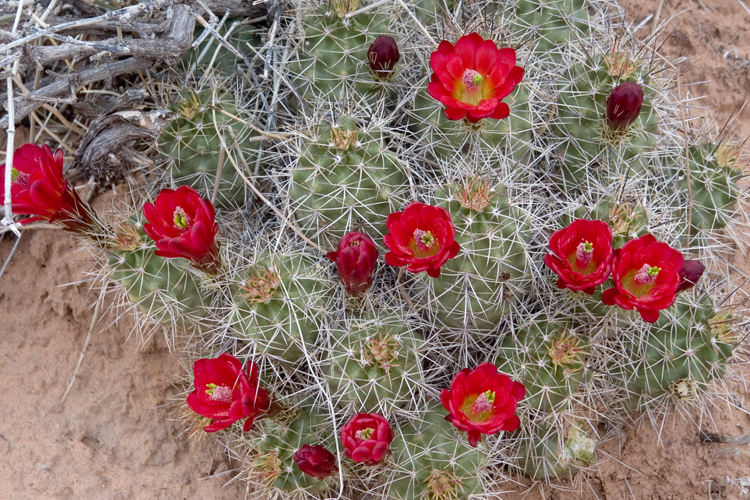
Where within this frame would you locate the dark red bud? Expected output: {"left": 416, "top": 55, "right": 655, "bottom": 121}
{"left": 605, "top": 81, "right": 644, "bottom": 131}
{"left": 368, "top": 36, "right": 400, "bottom": 78}
{"left": 293, "top": 444, "right": 338, "bottom": 479}
{"left": 329, "top": 231, "right": 378, "bottom": 296}
{"left": 677, "top": 259, "right": 705, "bottom": 293}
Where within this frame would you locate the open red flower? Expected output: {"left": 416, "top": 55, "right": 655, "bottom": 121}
{"left": 427, "top": 33, "right": 524, "bottom": 122}
{"left": 384, "top": 202, "right": 460, "bottom": 278}
{"left": 441, "top": 362, "right": 525, "bottom": 447}
{"left": 601, "top": 234, "right": 684, "bottom": 323}
{"left": 0, "top": 143, "right": 94, "bottom": 231}
{"left": 327, "top": 231, "right": 378, "bottom": 296}
{"left": 340, "top": 412, "right": 393, "bottom": 465}
{"left": 186, "top": 353, "right": 270, "bottom": 433}
{"left": 143, "top": 185, "right": 220, "bottom": 272}
{"left": 544, "top": 219, "right": 614, "bottom": 295}
{"left": 293, "top": 444, "right": 339, "bottom": 479}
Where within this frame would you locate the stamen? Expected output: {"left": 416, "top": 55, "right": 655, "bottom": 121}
{"left": 462, "top": 69, "right": 483, "bottom": 90}
{"left": 355, "top": 427, "right": 374, "bottom": 441}
{"left": 205, "top": 383, "right": 234, "bottom": 403}
{"left": 576, "top": 241, "right": 594, "bottom": 266}
{"left": 634, "top": 263, "right": 660, "bottom": 284}
{"left": 173, "top": 207, "right": 191, "bottom": 230}
{"left": 11, "top": 168, "right": 30, "bottom": 189}
{"left": 472, "top": 390, "right": 495, "bottom": 415}
{"left": 414, "top": 229, "right": 436, "bottom": 250}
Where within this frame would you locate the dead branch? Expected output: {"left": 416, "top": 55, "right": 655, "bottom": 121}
{"left": 73, "top": 89, "right": 169, "bottom": 186}
{"left": 1, "top": 3, "right": 195, "bottom": 128}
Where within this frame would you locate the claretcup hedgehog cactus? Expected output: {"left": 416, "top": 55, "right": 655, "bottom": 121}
{"left": 90, "top": 0, "right": 750, "bottom": 496}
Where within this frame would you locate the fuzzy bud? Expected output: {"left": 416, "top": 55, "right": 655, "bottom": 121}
{"left": 293, "top": 444, "right": 338, "bottom": 479}
{"left": 327, "top": 231, "right": 378, "bottom": 296}
{"left": 676, "top": 259, "right": 705, "bottom": 293}
{"left": 368, "top": 36, "right": 400, "bottom": 79}
{"left": 605, "top": 81, "right": 644, "bottom": 131}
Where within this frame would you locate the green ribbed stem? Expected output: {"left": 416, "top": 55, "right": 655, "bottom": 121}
{"left": 288, "top": 118, "right": 407, "bottom": 249}
{"left": 614, "top": 296, "right": 734, "bottom": 411}
{"left": 493, "top": 318, "right": 590, "bottom": 414}
{"left": 249, "top": 405, "right": 335, "bottom": 495}
{"left": 229, "top": 252, "right": 334, "bottom": 363}
{"left": 324, "top": 310, "right": 425, "bottom": 414}
{"left": 552, "top": 56, "right": 659, "bottom": 191}
{"left": 427, "top": 182, "right": 530, "bottom": 331}
{"left": 108, "top": 229, "right": 212, "bottom": 334}
{"left": 290, "top": 4, "right": 389, "bottom": 104}
{"left": 516, "top": 421, "right": 596, "bottom": 480}
{"left": 679, "top": 143, "right": 741, "bottom": 232}
{"left": 158, "top": 88, "right": 261, "bottom": 208}
{"left": 389, "top": 405, "right": 486, "bottom": 500}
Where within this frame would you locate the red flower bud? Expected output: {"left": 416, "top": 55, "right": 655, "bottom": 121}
{"left": 602, "top": 234, "right": 684, "bottom": 323}
{"left": 384, "top": 202, "right": 461, "bottom": 278}
{"left": 327, "top": 231, "right": 378, "bottom": 296}
{"left": 368, "top": 36, "right": 400, "bottom": 79}
{"left": 143, "top": 185, "right": 221, "bottom": 272}
{"left": 0, "top": 144, "right": 95, "bottom": 232}
{"left": 293, "top": 444, "right": 339, "bottom": 479}
{"left": 605, "top": 82, "right": 644, "bottom": 131}
{"left": 676, "top": 259, "right": 705, "bottom": 293}
{"left": 186, "top": 353, "right": 270, "bottom": 433}
{"left": 441, "top": 362, "right": 525, "bottom": 447}
{"left": 544, "top": 219, "right": 614, "bottom": 295}
{"left": 340, "top": 412, "right": 393, "bottom": 465}
{"left": 427, "top": 33, "right": 524, "bottom": 122}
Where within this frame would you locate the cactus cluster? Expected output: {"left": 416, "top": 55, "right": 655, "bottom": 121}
{"left": 88, "top": 0, "right": 750, "bottom": 497}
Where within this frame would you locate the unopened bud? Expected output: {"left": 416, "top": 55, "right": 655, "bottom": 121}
{"left": 605, "top": 81, "right": 644, "bottom": 131}
{"left": 677, "top": 259, "right": 705, "bottom": 293}
{"left": 327, "top": 231, "right": 378, "bottom": 296}
{"left": 368, "top": 36, "right": 400, "bottom": 79}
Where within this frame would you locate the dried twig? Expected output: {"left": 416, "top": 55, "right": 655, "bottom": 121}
{"left": 1, "top": 0, "right": 23, "bottom": 237}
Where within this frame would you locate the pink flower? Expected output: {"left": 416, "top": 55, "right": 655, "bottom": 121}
{"left": 143, "top": 185, "right": 220, "bottom": 272}
{"left": 327, "top": 231, "right": 379, "bottom": 296}
{"left": 0, "top": 144, "right": 94, "bottom": 231}
{"left": 186, "top": 353, "right": 270, "bottom": 433}
{"left": 427, "top": 33, "right": 524, "bottom": 122}
{"left": 340, "top": 413, "right": 393, "bottom": 465}
{"left": 441, "top": 362, "right": 525, "bottom": 447}
{"left": 384, "top": 202, "right": 460, "bottom": 278}
{"left": 544, "top": 219, "right": 614, "bottom": 294}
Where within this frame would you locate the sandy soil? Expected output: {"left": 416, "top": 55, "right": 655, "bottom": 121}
{"left": 0, "top": 1, "right": 749, "bottom": 499}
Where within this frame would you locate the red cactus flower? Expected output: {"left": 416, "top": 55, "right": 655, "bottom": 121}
{"left": 384, "top": 202, "right": 460, "bottom": 278}
{"left": 0, "top": 143, "right": 94, "bottom": 231}
{"left": 293, "top": 444, "right": 339, "bottom": 479}
{"left": 427, "top": 32, "right": 525, "bottom": 122}
{"left": 327, "top": 231, "right": 379, "bottom": 296}
{"left": 340, "top": 412, "right": 393, "bottom": 465}
{"left": 605, "top": 82, "right": 644, "bottom": 131}
{"left": 143, "top": 185, "right": 220, "bottom": 272}
{"left": 368, "top": 36, "right": 400, "bottom": 79}
{"left": 441, "top": 362, "right": 525, "bottom": 447}
{"left": 601, "top": 234, "right": 685, "bottom": 323}
{"left": 676, "top": 259, "right": 705, "bottom": 293}
{"left": 186, "top": 353, "right": 270, "bottom": 433}
{"left": 544, "top": 219, "right": 615, "bottom": 295}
